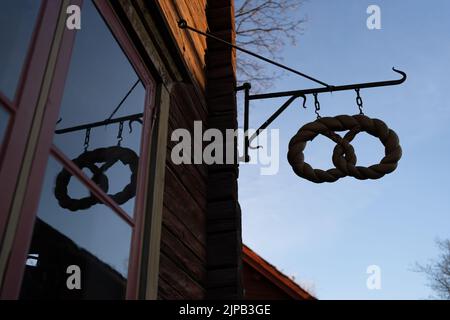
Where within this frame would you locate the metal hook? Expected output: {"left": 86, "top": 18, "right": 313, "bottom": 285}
{"left": 391, "top": 67, "right": 407, "bottom": 82}
{"left": 249, "top": 144, "right": 263, "bottom": 150}
{"left": 299, "top": 94, "right": 307, "bottom": 109}
{"left": 128, "top": 118, "right": 143, "bottom": 134}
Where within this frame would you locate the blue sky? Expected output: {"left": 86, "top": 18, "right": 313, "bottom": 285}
{"left": 238, "top": 0, "right": 450, "bottom": 299}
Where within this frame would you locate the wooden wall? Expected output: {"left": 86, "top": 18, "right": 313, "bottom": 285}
{"left": 156, "top": 0, "right": 208, "bottom": 90}
{"left": 155, "top": 0, "right": 209, "bottom": 299}
{"left": 156, "top": 0, "right": 241, "bottom": 299}
{"left": 158, "top": 82, "right": 208, "bottom": 299}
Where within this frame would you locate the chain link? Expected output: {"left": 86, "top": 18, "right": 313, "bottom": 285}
{"left": 313, "top": 93, "right": 321, "bottom": 119}
{"left": 117, "top": 121, "right": 124, "bottom": 146}
{"left": 84, "top": 128, "right": 91, "bottom": 152}
{"left": 355, "top": 88, "right": 364, "bottom": 115}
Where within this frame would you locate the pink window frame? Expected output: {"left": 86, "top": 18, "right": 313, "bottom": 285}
{"left": 0, "top": 0, "right": 59, "bottom": 240}
{"left": 1, "top": 0, "right": 157, "bottom": 300}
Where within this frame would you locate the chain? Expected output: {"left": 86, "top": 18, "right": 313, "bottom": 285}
{"left": 313, "top": 93, "right": 321, "bottom": 119}
{"left": 355, "top": 88, "right": 364, "bottom": 115}
{"left": 117, "top": 121, "right": 124, "bottom": 146}
{"left": 84, "top": 128, "right": 91, "bottom": 152}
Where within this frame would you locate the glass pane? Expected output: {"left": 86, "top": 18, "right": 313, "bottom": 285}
{"left": 0, "top": 0, "right": 41, "bottom": 100}
{"left": 20, "top": 157, "right": 132, "bottom": 300}
{"left": 53, "top": 0, "right": 146, "bottom": 216}
{"left": 0, "top": 106, "right": 10, "bottom": 149}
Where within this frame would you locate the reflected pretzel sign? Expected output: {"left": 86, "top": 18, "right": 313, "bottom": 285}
{"left": 54, "top": 146, "right": 139, "bottom": 211}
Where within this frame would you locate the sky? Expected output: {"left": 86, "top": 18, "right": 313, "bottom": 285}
{"left": 238, "top": 0, "right": 450, "bottom": 300}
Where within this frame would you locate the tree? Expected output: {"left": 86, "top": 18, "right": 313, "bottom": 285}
{"left": 415, "top": 239, "right": 450, "bottom": 299}
{"left": 235, "top": 0, "right": 306, "bottom": 91}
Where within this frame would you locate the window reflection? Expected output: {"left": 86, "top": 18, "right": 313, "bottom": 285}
{"left": 0, "top": 0, "right": 41, "bottom": 100}
{"left": 53, "top": 0, "right": 146, "bottom": 215}
{"left": 20, "top": 157, "right": 132, "bottom": 300}
{"left": 0, "top": 106, "right": 9, "bottom": 150}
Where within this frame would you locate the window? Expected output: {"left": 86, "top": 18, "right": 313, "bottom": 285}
{"left": 0, "top": 0, "right": 41, "bottom": 101}
{"left": 0, "top": 0, "right": 42, "bottom": 169}
{"left": 0, "top": 106, "right": 10, "bottom": 153}
{"left": 53, "top": 0, "right": 146, "bottom": 216}
{"left": 17, "top": 0, "right": 154, "bottom": 299}
{"left": 20, "top": 157, "right": 132, "bottom": 299}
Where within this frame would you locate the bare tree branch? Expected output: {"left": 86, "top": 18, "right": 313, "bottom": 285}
{"left": 414, "top": 238, "right": 450, "bottom": 300}
{"left": 235, "top": 0, "right": 306, "bottom": 91}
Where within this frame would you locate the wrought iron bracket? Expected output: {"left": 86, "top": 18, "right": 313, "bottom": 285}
{"left": 55, "top": 113, "right": 143, "bottom": 135}
{"left": 178, "top": 19, "right": 407, "bottom": 163}
{"left": 237, "top": 68, "right": 406, "bottom": 162}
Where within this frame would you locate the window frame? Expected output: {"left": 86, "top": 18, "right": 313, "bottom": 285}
{"left": 1, "top": 0, "right": 158, "bottom": 299}
{"left": 0, "top": 0, "right": 57, "bottom": 240}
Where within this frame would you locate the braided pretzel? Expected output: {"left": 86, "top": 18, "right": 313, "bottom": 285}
{"left": 287, "top": 115, "right": 358, "bottom": 183}
{"left": 332, "top": 114, "right": 402, "bottom": 180}
{"left": 287, "top": 115, "right": 402, "bottom": 183}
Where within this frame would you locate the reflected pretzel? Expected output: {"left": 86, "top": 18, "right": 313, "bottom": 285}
{"left": 54, "top": 146, "right": 139, "bottom": 211}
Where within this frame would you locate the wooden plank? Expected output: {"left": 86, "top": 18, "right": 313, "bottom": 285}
{"left": 162, "top": 205, "right": 206, "bottom": 261}
{"left": 165, "top": 136, "right": 208, "bottom": 199}
{"left": 143, "top": 86, "right": 171, "bottom": 300}
{"left": 166, "top": 121, "right": 208, "bottom": 176}
{"left": 120, "top": 0, "right": 184, "bottom": 86}
{"left": 160, "top": 224, "right": 206, "bottom": 284}
{"left": 163, "top": 166, "right": 206, "bottom": 243}
{"left": 166, "top": 154, "right": 207, "bottom": 208}
{"left": 159, "top": 252, "right": 205, "bottom": 299}
{"left": 158, "top": 277, "right": 184, "bottom": 300}
{"left": 156, "top": 0, "right": 207, "bottom": 89}
{"left": 166, "top": 86, "right": 207, "bottom": 138}
{"left": 170, "top": 82, "right": 207, "bottom": 125}
{"left": 176, "top": 0, "right": 207, "bottom": 49}
{"left": 207, "top": 231, "right": 240, "bottom": 268}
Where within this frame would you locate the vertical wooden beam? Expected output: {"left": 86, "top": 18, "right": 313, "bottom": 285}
{"left": 142, "top": 85, "right": 171, "bottom": 300}
{"left": 205, "top": 0, "right": 243, "bottom": 299}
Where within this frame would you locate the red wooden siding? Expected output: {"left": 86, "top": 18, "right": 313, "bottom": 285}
{"left": 156, "top": 0, "right": 208, "bottom": 90}
{"left": 159, "top": 84, "right": 208, "bottom": 299}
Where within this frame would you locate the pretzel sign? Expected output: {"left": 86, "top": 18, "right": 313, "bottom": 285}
{"left": 54, "top": 146, "right": 139, "bottom": 211}
{"left": 287, "top": 114, "right": 402, "bottom": 183}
